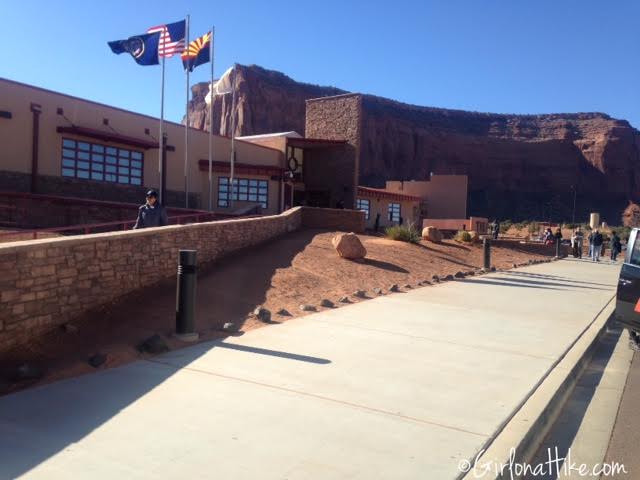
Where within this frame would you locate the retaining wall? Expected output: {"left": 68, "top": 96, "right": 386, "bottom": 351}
{"left": 0, "top": 206, "right": 364, "bottom": 352}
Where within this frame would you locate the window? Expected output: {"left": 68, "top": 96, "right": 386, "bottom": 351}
{"left": 61, "top": 138, "right": 143, "bottom": 186}
{"left": 218, "top": 177, "right": 268, "bottom": 208}
{"left": 356, "top": 198, "right": 370, "bottom": 220}
{"left": 630, "top": 234, "right": 640, "bottom": 266}
{"left": 388, "top": 203, "right": 401, "bottom": 223}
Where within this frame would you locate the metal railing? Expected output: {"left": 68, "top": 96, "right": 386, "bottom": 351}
{"left": 0, "top": 211, "right": 248, "bottom": 241}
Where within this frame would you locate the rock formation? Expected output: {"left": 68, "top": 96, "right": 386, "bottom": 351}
{"left": 186, "top": 64, "right": 640, "bottom": 222}
{"left": 186, "top": 64, "right": 345, "bottom": 136}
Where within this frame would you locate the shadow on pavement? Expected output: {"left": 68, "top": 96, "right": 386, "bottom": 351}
{"left": 522, "top": 326, "right": 623, "bottom": 480}
{"left": 0, "top": 229, "right": 326, "bottom": 479}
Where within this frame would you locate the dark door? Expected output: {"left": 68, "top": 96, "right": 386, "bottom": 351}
{"left": 616, "top": 229, "right": 640, "bottom": 330}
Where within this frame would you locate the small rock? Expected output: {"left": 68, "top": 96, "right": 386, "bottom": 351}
{"left": 222, "top": 322, "right": 239, "bottom": 332}
{"left": 353, "top": 290, "right": 366, "bottom": 298}
{"left": 253, "top": 306, "right": 271, "bottom": 323}
{"left": 422, "top": 279, "right": 432, "bottom": 285}
{"left": 432, "top": 275, "right": 440, "bottom": 283}
{"left": 512, "top": 263, "right": 518, "bottom": 268}
{"left": 320, "top": 299, "right": 335, "bottom": 308}
{"left": 299, "top": 304, "right": 317, "bottom": 312}
{"left": 276, "top": 308, "right": 291, "bottom": 316}
{"left": 465, "top": 271, "right": 475, "bottom": 276}
{"left": 88, "top": 353, "right": 107, "bottom": 368}
{"left": 339, "top": 296, "right": 351, "bottom": 303}
{"left": 372, "top": 287, "right": 383, "bottom": 295}
{"left": 11, "top": 363, "right": 44, "bottom": 382}
{"left": 389, "top": 284, "right": 400, "bottom": 292}
{"left": 136, "top": 334, "right": 169, "bottom": 354}
{"left": 444, "top": 274, "right": 455, "bottom": 281}
{"left": 490, "top": 266, "right": 497, "bottom": 272}
{"left": 454, "top": 271, "right": 466, "bottom": 279}
{"left": 404, "top": 284, "right": 412, "bottom": 289}
{"left": 61, "top": 323, "right": 78, "bottom": 334}
{"left": 528, "top": 259, "right": 534, "bottom": 265}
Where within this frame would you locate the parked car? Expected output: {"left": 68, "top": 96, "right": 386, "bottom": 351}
{"left": 615, "top": 227, "right": 640, "bottom": 349}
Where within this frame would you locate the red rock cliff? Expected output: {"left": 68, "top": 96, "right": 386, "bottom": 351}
{"left": 187, "top": 65, "right": 640, "bottom": 222}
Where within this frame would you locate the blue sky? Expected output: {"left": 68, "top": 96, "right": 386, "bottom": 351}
{"left": 2, "top": 0, "right": 638, "bottom": 128}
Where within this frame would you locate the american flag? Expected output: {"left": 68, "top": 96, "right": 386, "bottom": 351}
{"left": 147, "top": 20, "right": 186, "bottom": 58}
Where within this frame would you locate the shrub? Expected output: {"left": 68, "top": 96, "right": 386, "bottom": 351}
{"left": 455, "top": 230, "right": 472, "bottom": 242}
{"left": 499, "top": 220, "right": 513, "bottom": 234}
{"left": 385, "top": 223, "right": 421, "bottom": 244}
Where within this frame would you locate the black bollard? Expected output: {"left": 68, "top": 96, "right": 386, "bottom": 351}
{"left": 483, "top": 238, "right": 491, "bottom": 270}
{"left": 175, "top": 249, "right": 199, "bottom": 341}
{"left": 556, "top": 237, "right": 561, "bottom": 258}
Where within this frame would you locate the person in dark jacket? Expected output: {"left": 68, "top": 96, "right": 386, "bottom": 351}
{"left": 133, "top": 190, "right": 168, "bottom": 229}
{"left": 591, "top": 229, "right": 603, "bottom": 262}
{"left": 610, "top": 231, "right": 622, "bottom": 261}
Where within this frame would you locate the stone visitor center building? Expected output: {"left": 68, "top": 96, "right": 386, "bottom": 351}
{"left": 0, "top": 78, "right": 468, "bottom": 227}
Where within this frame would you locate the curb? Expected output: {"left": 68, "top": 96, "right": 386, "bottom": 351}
{"left": 460, "top": 294, "right": 616, "bottom": 480}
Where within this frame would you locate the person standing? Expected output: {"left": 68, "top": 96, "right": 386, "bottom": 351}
{"left": 587, "top": 230, "right": 594, "bottom": 258}
{"left": 610, "top": 231, "right": 622, "bottom": 261}
{"left": 591, "top": 229, "right": 603, "bottom": 262}
{"left": 493, "top": 220, "right": 500, "bottom": 240}
{"left": 575, "top": 228, "right": 584, "bottom": 259}
{"left": 133, "top": 189, "right": 169, "bottom": 229}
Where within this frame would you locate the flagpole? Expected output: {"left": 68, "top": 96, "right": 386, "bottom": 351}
{"left": 159, "top": 54, "right": 166, "bottom": 205}
{"left": 208, "top": 27, "right": 215, "bottom": 211}
{"left": 229, "top": 63, "right": 237, "bottom": 210}
{"left": 184, "top": 14, "right": 190, "bottom": 209}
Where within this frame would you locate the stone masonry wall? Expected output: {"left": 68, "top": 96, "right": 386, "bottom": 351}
{"left": 0, "top": 206, "right": 364, "bottom": 352}
{"left": 301, "top": 207, "right": 365, "bottom": 233}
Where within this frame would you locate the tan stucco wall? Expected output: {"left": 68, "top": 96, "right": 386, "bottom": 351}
{"left": 0, "top": 78, "right": 282, "bottom": 212}
{"left": 357, "top": 195, "right": 419, "bottom": 229}
{"left": 385, "top": 175, "right": 468, "bottom": 219}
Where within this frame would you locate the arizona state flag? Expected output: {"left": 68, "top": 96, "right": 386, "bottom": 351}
{"left": 181, "top": 31, "right": 212, "bottom": 72}
{"left": 108, "top": 32, "right": 161, "bottom": 66}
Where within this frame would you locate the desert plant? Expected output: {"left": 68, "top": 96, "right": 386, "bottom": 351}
{"left": 385, "top": 223, "right": 421, "bottom": 244}
{"left": 499, "top": 220, "right": 513, "bottom": 234}
{"left": 455, "top": 230, "right": 472, "bottom": 242}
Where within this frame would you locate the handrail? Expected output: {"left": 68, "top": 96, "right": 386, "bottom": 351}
{"left": 0, "top": 211, "right": 249, "bottom": 241}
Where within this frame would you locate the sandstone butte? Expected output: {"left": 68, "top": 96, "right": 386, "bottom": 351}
{"left": 186, "top": 64, "right": 640, "bottom": 223}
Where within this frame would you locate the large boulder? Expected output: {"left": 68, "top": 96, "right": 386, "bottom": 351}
{"left": 422, "top": 226, "right": 443, "bottom": 243}
{"left": 332, "top": 232, "right": 367, "bottom": 259}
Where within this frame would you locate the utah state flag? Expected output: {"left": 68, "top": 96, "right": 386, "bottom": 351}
{"left": 108, "top": 32, "right": 161, "bottom": 66}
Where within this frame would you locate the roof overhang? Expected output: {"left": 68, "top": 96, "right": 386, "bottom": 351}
{"left": 56, "top": 126, "right": 161, "bottom": 150}
{"left": 357, "top": 186, "right": 422, "bottom": 203}
{"left": 198, "top": 160, "right": 284, "bottom": 176}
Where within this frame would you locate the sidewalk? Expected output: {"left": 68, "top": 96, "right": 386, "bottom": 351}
{"left": 0, "top": 259, "right": 621, "bottom": 480}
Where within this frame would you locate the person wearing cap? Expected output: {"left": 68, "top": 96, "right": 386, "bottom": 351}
{"left": 133, "top": 190, "right": 168, "bottom": 229}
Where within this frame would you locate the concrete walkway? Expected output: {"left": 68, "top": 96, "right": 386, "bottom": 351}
{"left": 0, "top": 259, "right": 620, "bottom": 480}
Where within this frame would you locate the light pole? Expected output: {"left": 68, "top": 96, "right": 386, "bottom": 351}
{"left": 571, "top": 185, "right": 577, "bottom": 225}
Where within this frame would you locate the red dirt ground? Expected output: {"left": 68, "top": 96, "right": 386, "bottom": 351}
{"left": 0, "top": 229, "right": 560, "bottom": 396}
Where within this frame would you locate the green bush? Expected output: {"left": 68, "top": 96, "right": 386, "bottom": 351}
{"left": 455, "top": 230, "right": 472, "bottom": 242}
{"left": 499, "top": 220, "right": 513, "bottom": 234}
{"left": 385, "top": 223, "right": 421, "bottom": 244}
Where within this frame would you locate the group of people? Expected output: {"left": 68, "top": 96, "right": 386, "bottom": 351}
{"left": 566, "top": 228, "right": 622, "bottom": 262}
{"left": 540, "top": 226, "right": 622, "bottom": 262}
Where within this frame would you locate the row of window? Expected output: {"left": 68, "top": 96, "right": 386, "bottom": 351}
{"left": 61, "top": 138, "right": 143, "bottom": 185}
{"left": 60, "top": 139, "right": 271, "bottom": 209}
{"left": 218, "top": 177, "right": 269, "bottom": 208}
{"left": 356, "top": 198, "right": 402, "bottom": 222}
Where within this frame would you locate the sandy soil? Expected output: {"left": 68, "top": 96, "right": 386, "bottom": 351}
{"left": 0, "top": 229, "right": 560, "bottom": 396}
